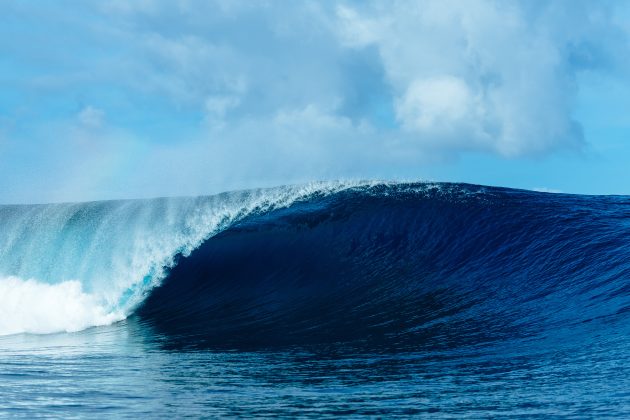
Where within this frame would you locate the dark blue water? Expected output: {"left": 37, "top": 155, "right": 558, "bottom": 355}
{"left": 1, "top": 183, "right": 629, "bottom": 417}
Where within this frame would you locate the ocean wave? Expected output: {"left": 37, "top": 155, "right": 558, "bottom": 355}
{"left": 1, "top": 182, "right": 629, "bottom": 348}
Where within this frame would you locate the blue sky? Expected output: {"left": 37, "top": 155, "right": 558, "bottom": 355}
{"left": 1, "top": 0, "right": 630, "bottom": 203}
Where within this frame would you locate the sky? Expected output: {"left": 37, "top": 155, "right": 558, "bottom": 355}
{"left": 1, "top": 0, "right": 630, "bottom": 203}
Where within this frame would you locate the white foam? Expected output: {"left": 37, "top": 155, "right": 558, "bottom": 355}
{"left": 0, "top": 276, "right": 124, "bottom": 336}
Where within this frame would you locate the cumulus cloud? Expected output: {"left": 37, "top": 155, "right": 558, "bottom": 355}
{"left": 337, "top": 0, "right": 594, "bottom": 156}
{"left": 396, "top": 76, "right": 477, "bottom": 133}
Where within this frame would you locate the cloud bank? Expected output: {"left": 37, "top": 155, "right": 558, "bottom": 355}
{"left": 0, "top": 0, "right": 627, "bottom": 202}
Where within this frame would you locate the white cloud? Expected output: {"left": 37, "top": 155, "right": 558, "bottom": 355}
{"left": 203, "top": 94, "right": 241, "bottom": 127}
{"left": 336, "top": 5, "right": 382, "bottom": 48}
{"left": 101, "top": 0, "right": 161, "bottom": 15}
{"left": 97, "top": 0, "right": 616, "bottom": 161}
{"left": 77, "top": 106, "right": 105, "bottom": 128}
{"left": 336, "top": 0, "right": 594, "bottom": 157}
{"left": 396, "top": 76, "right": 476, "bottom": 133}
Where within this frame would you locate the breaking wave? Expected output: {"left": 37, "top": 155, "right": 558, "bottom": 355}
{"left": 1, "top": 182, "right": 629, "bottom": 351}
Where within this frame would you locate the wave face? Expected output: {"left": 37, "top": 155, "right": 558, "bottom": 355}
{"left": 136, "top": 183, "right": 630, "bottom": 350}
{"left": 1, "top": 182, "right": 629, "bottom": 352}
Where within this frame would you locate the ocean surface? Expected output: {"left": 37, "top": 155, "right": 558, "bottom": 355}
{"left": 1, "top": 182, "right": 629, "bottom": 418}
